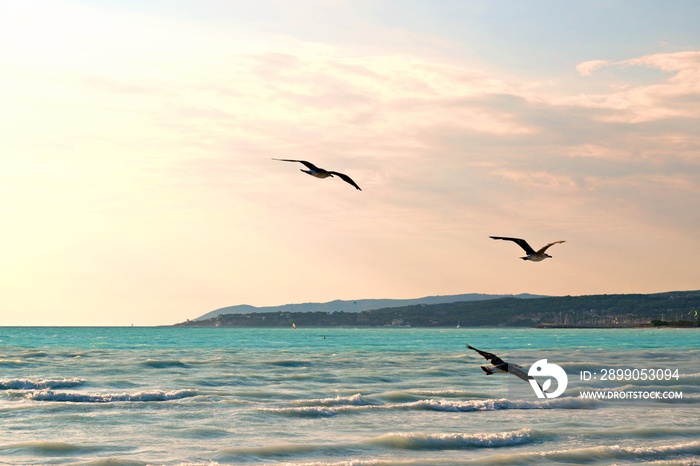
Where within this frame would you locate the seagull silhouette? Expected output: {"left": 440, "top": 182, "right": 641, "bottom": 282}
{"left": 467, "top": 344, "right": 543, "bottom": 391}
{"left": 273, "top": 159, "right": 361, "bottom": 190}
{"left": 490, "top": 236, "right": 565, "bottom": 262}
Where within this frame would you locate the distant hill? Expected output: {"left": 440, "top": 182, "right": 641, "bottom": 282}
{"left": 194, "top": 293, "right": 544, "bottom": 321}
{"left": 177, "top": 290, "right": 700, "bottom": 328}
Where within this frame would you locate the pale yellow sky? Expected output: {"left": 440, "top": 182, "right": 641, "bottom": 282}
{"left": 1, "top": 1, "right": 699, "bottom": 325}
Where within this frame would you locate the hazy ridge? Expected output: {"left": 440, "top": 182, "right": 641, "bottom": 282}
{"left": 195, "top": 293, "right": 544, "bottom": 321}
{"left": 180, "top": 290, "right": 700, "bottom": 328}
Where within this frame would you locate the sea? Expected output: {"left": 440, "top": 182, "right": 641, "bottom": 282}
{"left": 1, "top": 326, "right": 699, "bottom": 465}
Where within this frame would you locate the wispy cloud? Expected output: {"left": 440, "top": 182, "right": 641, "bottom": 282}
{"left": 570, "top": 51, "right": 700, "bottom": 122}
{"left": 576, "top": 60, "right": 611, "bottom": 76}
{"left": 1, "top": 2, "right": 699, "bottom": 325}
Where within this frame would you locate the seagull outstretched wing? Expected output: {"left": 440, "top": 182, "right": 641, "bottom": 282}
{"left": 468, "top": 344, "right": 543, "bottom": 390}
{"left": 489, "top": 236, "right": 536, "bottom": 255}
{"left": 467, "top": 345, "right": 506, "bottom": 366}
{"left": 272, "top": 158, "right": 361, "bottom": 190}
{"left": 536, "top": 241, "right": 566, "bottom": 255}
{"left": 329, "top": 171, "right": 362, "bottom": 190}
{"left": 272, "top": 158, "right": 323, "bottom": 172}
{"left": 506, "top": 365, "right": 533, "bottom": 383}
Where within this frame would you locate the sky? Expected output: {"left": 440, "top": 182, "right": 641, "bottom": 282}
{"left": 1, "top": 1, "right": 699, "bottom": 326}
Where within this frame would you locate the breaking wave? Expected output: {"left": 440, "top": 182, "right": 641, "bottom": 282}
{"left": 213, "top": 439, "right": 700, "bottom": 465}
{"left": 482, "top": 440, "right": 700, "bottom": 464}
{"left": 213, "top": 429, "right": 537, "bottom": 462}
{"left": 295, "top": 393, "right": 377, "bottom": 407}
{"left": 13, "top": 388, "right": 197, "bottom": 403}
{"left": 0, "top": 378, "right": 86, "bottom": 390}
{"left": 263, "top": 396, "right": 598, "bottom": 417}
{"left": 368, "top": 429, "right": 537, "bottom": 450}
{"left": 404, "top": 396, "right": 598, "bottom": 412}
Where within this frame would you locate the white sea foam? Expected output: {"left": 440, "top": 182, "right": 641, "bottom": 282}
{"left": 264, "top": 395, "right": 599, "bottom": 418}
{"left": 404, "top": 396, "right": 599, "bottom": 412}
{"left": 297, "top": 393, "right": 376, "bottom": 407}
{"left": 0, "top": 378, "right": 86, "bottom": 390}
{"left": 16, "top": 388, "right": 197, "bottom": 403}
{"left": 263, "top": 405, "right": 342, "bottom": 417}
{"left": 368, "top": 429, "right": 536, "bottom": 450}
{"left": 480, "top": 440, "right": 700, "bottom": 464}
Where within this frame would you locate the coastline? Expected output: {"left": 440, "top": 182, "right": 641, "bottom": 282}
{"left": 176, "top": 291, "right": 700, "bottom": 329}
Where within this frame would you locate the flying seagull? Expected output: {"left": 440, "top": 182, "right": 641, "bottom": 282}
{"left": 490, "top": 236, "right": 565, "bottom": 261}
{"left": 272, "top": 159, "right": 362, "bottom": 190}
{"left": 467, "top": 344, "right": 542, "bottom": 391}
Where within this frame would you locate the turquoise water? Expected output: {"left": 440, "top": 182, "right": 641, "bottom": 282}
{"left": 1, "top": 327, "right": 699, "bottom": 465}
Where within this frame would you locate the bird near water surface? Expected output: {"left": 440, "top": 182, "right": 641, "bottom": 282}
{"left": 490, "top": 236, "right": 565, "bottom": 262}
{"left": 272, "top": 158, "right": 362, "bottom": 190}
{"left": 467, "top": 344, "right": 543, "bottom": 391}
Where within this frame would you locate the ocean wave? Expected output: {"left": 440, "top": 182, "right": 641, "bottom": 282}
{"left": 175, "top": 427, "right": 232, "bottom": 439}
{"left": 480, "top": 440, "right": 700, "bottom": 464}
{"left": 0, "top": 441, "right": 96, "bottom": 455}
{"left": 375, "top": 390, "right": 423, "bottom": 403}
{"left": 296, "top": 393, "right": 377, "bottom": 407}
{"left": 276, "top": 462, "right": 436, "bottom": 466}
{"left": 0, "top": 378, "right": 86, "bottom": 390}
{"left": 0, "top": 441, "right": 129, "bottom": 456}
{"left": 14, "top": 388, "right": 198, "bottom": 403}
{"left": 72, "top": 460, "right": 148, "bottom": 466}
{"left": 0, "top": 358, "right": 27, "bottom": 367}
{"left": 368, "top": 429, "right": 536, "bottom": 450}
{"left": 263, "top": 396, "right": 599, "bottom": 417}
{"left": 141, "top": 359, "right": 189, "bottom": 369}
{"left": 270, "top": 440, "right": 700, "bottom": 466}
{"left": 404, "top": 396, "right": 599, "bottom": 412}
{"left": 0, "top": 350, "right": 90, "bottom": 362}
{"left": 671, "top": 393, "right": 700, "bottom": 402}
{"left": 262, "top": 405, "right": 342, "bottom": 418}
{"left": 266, "top": 359, "right": 312, "bottom": 368}
{"left": 552, "top": 425, "right": 700, "bottom": 441}
{"left": 413, "top": 389, "right": 481, "bottom": 398}
{"left": 213, "top": 429, "right": 536, "bottom": 463}
{"left": 18, "top": 350, "right": 51, "bottom": 358}
{"left": 377, "top": 389, "right": 480, "bottom": 403}
{"left": 213, "top": 442, "right": 332, "bottom": 462}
